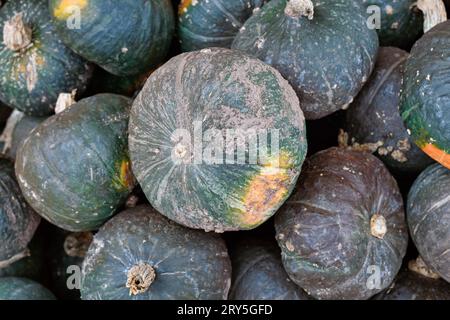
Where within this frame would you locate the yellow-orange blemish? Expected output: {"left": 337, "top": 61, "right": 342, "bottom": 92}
{"left": 179, "top": 0, "right": 193, "bottom": 15}
{"left": 240, "top": 152, "right": 293, "bottom": 226}
{"left": 115, "top": 160, "right": 134, "bottom": 191}
{"left": 421, "top": 143, "right": 450, "bottom": 169}
{"left": 53, "top": 0, "right": 88, "bottom": 20}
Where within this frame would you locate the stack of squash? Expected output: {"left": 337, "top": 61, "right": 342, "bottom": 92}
{"left": 0, "top": 0, "right": 449, "bottom": 300}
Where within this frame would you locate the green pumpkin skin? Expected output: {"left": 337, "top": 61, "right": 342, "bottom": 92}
{"left": 0, "top": 0, "right": 92, "bottom": 116}
{"left": 275, "top": 147, "right": 408, "bottom": 300}
{"left": 229, "top": 239, "right": 310, "bottom": 300}
{"left": 81, "top": 206, "right": 232, "bottom": 300}
{"left": 0, "top": 158, "right": 40, "bottom": 265}
{"left": 400, "top": 20, "right": 450, "bottom": 170}
{"left": 364, "top": 0, "right": 424, "bottom": 50}
{"left": 129, "top": 47, "right": 307, "bottom": 233}
{"left": 178, "top": 0, "right": 267, "bottom": 52}
{"left": 15, "top": 94, "right": 135, "bottom": 232}
{"left": 0, "top": 277, "right": 56, "bottom": 300}
{"left": 232, "top": 0, "right": 379, "bottom": 120}
{"left": 49, "top": 0, "right": 175, "bottom": 77}
{"left": 407, "top": 164, "right": 450, "bottom": 282}
{"left": 345, "top": 47, "right": 433, "bottom": 174}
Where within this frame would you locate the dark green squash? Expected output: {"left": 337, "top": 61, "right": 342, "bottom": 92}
{"left": 48, "top": 0, "right": 175, "bottom": 76}
{"left": 345, "top": 47, "right": 433, "bottom": 174}
{"left": 229, "top": 239, "right": 310, "bottom": 300}
{"left": 0, "top": 158, "right": 40, "bottom": 269}
{"left": 0, "top": 277, "right": 55, "bottom": 300}
{"left": 400, "top": 20, "right": 450, "bottom": 170}
{"left": 375, "top": 258, "right": 450, "bottom": 300}
{"left": 407, "top": 163, "right": 450, "bottom": 282}
{"left": 129, "top": 47, "right": 307, "bottom": 232}
{"left": 232, "top": 0, "right": 379, "bottom": 120}
{"left": 15, "top": 93, "right": 135, "bottom": 232}
{"left": 81, "top": 205, "right": 232, "bottom": 300}
{"left": 275, "top": 147, "right": 409, "bottom": 300}
{"left": 364, "top": 0, "right": 447, "bottom": 50}
{"left": 0, "top": 111, "right": 47, "bottom": 160}
{"left": 178, "top": 0, "right": 267, "bottom": 51}
{"left": 0, "top": 0, "right": 92, "bottom": 116}
{"left": 49, "top": 228, "right": 93, "bottom": 300}
{"left": 0, "top": 224, "right": 46, "bottom": 282}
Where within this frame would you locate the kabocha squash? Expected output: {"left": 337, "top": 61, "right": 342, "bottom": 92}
{"left": 15, "top": 94, "right": 135, "bottom": 232}
{"left": 0, "top": 277, "right": 55, "bottom": 300}
{"left": 0, "top": 0, "right": 92, "bottom": 116}
{"left": 0, "top": 225, "right": 46, "bottom": 282}
{"left": 400, "top": 20, "right": 450, "bottom": 169}
{"left": 0, "top": 111, "right": 47, "bottom": 160}
{"left": 129, "top": 47, "right": 307, "bottom": 232}
{"left": 232, "top": 0, "right": 379, "bottom": 120}
{"left": 81, "top": 206, "right": 232, "bottom": 300}
{"left": 178, "top": 0, "right": 267, "bottom": 51}
{"left": 364, "top": 0, "right": 447, "bottom": 50}
{"left": 0, "top": 158, "right": 40, "bottom": 269}
{"left": 275, "top": 147, "right": 408, "bottom": 300}
{"left": 49, "top": 0, "right": 175, "bottom": 76}
{"left": 407, "top": 164, "right": 450, "bottom": 282}
{"left": 229, "top": 239, "right": 310, "bottom": 300}
{"left": 49, "top": 228, "right": 93, "bottom": 300}
{"left": 345, "top": 47, "right": 433, "bottom": 174}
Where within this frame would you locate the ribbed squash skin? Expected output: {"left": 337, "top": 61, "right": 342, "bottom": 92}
{"left": 0, "top": 158, "right": 40, "bottom": 264}
{"left": 129, "top": 48, "right": 307, "bottom": 232}
{"left": 400, "top": 20, "right": 450, "bottom": 169}
{"left": 275, "top": 147, "right": 408, "bottom": 300}
{"left": 346, "top": 47, "right": 433, "bottom": 174}
{"left": 0, "top": 0, "right": 92, "bottom": 116}
{"left": 364, "top": 0, "right": 423, "bottom": 50}
{"left": 375, "top": 270, "right": 450, "bottom": 300}
{"left": 178, "top": 0, "right": 267, "bottom": 51}
{"left": 15, "top": 94, "right": 135, "bottom": 232}
{"left": 0, "top": 277, "right": 55, "bottom": 300}
{"left": 81, "top": 206, "right": 232, "bottom": 300}
{"left": 49, "top": 0, "right": 175, "bottom": 76}
{"left": 229, "top": 240, "right": 310, "bottom": 300}
{"left": 232, "top": 0, "right": 379, "bottom": 120}
{"left": 407, "top": 164, "right": 450, "bottom": 282}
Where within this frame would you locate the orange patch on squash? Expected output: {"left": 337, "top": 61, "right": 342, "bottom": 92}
{"left": 179, "top": 0, "right": 194, "bottom": 15}
{"left": 421, "top": 143, "right": 450, "bottom": 169}
{"left": 113, "top": 160, "right": 134, "bottom": 191}
{"left": 240, "top": 152, "right": 293, "bottom": 227}
{"left": 53, "top": 0, "right": 87, "bottom": 20}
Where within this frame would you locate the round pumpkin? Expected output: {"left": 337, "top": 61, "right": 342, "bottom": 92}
{"left": 375, "top": 269, "right": 450, "bottom": 300}
{"left": 345, "top": 47, "right": 433, "bottom": 174}
{"left": 49, "top": 228, "right": 93, "bottom": 300}
{"left": 0, "top": 158, "right": 40, "bottom": 269}
{"left": 178, "top": 0, "right": 267, "bottom": 52}
{"left": 400, "top": 20, "right": 450, "bottom": 169}
{"left": 0, "top": 0, "right": 92, "bottom": 116}
{"left": 0, "top": 225, "right": 46, "bottom": 282}
{"left": 0, "top": 277, "right": 55, "bottom": 300}
{"left": 81, "top": 205, "right": 232, "bottom": 300}
{"left": 48, "top": 0, "right": 175, "bottom": 76}
{"left": 229, "top": 239, "right": 310, "bottom": 300}
{"left": 15, "top": 93, "right": 135, "bottom": 232}
{"left": 275, "top": 147, "right": 409, "bottom": 300}
{"left": 365, "top": 0, "right": 447, "bottom": 50}
{"left": 407, "top": 163, "right": 450, "bottom": 282}
{"left": 232, "top": 0, "right": 379, "bottom": 120}
{"left": 129, "top": 47, "right": 307, "bottom": 232}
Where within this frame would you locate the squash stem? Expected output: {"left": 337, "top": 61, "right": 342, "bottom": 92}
{"left": 370, "top": 214, "right": 387, "bottom": 239}
{"left": 126, "top": 262, "right": 156, "bottom": 296}
{"left": 0, "top": 248, "right": 30, "bottom": 269}
{"left": 55, "top": 90, "right": 77, "bottom": 114}
{"left": 416, "top": 0, "right": 447, "bottom": 32}
{"left": 63, "top": 232, "right": 93, "bottom": 258}
{"left": 408, "top": 256, "right": 440, "bottom": 279}
{"left": 3, "top": 13, "right": 32, "bottom": 51}
{"left": 285, "top": 0, "right": 314, "bottom": 19}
